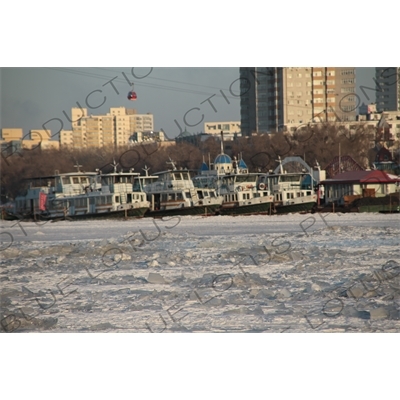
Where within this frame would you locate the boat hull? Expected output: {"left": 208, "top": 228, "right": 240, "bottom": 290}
{"left": 145, "top": 204, "right": 220, "bottom": 218}
{"left": 274, "top": 201, "right": 316, "bottom": 214}
{"left": 8, "top": 207, "right": 149, "bottom": 222}
{"left": 218, "top": 202, "right": 273, "bottom": 216}
{"left": 64, "top": 207, "right": 149, "bottom": 220}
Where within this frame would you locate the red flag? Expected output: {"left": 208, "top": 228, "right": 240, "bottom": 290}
{"left": 39, "top": 192, "right": 47, "bottom": 211}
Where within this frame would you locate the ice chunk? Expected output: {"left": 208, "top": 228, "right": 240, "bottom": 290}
{"left": 148, "top": 260, "right": 159, "bottom": 268}
{"left": 370, "top": 307, "right": 389, "bottom": 320}
{"left": 147, "top": 272, "right": 166, "bottom": 284}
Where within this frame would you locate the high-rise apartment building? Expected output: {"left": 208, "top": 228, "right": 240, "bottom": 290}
{"left": 61, "top": 107, "right": 154, "bottom": 149}
{"left": 240, "top": 67, "right": 357, "bottom": 135}
{"left": 375, "top": 67, "right": 400, "bottom": 112}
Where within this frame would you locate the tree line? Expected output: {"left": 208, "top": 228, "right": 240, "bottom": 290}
{"left": 2, "top": 123, "right": 396, "bottom": 202}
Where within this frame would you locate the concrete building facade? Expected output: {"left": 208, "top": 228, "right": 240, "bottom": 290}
{"left": 60, "top": 107, "right": 155, "bottom": 149}
{"left": 240, "top": 67, "right": 357, "bottom": 135}
{"left": 375, "top": 67, "right": 400, "bottom": 112}
{"left": 203, "top": 121, "right": 241, "bottom": 135}
{"left": 0, "top": 128, "right": 59, "bottom": 152}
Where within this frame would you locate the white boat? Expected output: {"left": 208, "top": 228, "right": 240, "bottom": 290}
{"left": 192, "top": 136, "right": 274, "bottom": 215}
{"left": 136, "top": 161, "right": 223, "bottom": 217}
{"left": 12, "top": 162, "right": 150, "bottom": 220}
{"left": 257, "top": 156, "right": 322, "bottom": 214}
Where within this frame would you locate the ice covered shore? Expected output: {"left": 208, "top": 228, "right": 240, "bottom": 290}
{"left": 1, "top": 213, "right": 399, "bottom": 332}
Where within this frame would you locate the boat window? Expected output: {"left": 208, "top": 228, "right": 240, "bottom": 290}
{"left": 204, "top": 191, "right": 209, "bottom": 197}
{"left": 73, "top": 177, "right": 79, "bottom": 184}
{"left": 185, "top": 192, "right": 191, "bottom": 198}
{"left": 141, "top": 195, "right": 144, "bottom": 202}
{"left": 80, "top": 177, "right": 88, "bottom": 184}
{"left": 168, "top": 193, "right": 175, "bottom": 201}
{"left": 307, "top": 191, "right": 311, "bottom": 196}
{"left": 236, "top": 175, "right": 256, "bottom": 183}
{"left": 297, "top": 192, "right": 301, "bottom": 197}
{"left": 280, "top": 175, "right": 299, "bottom": 182}
{"left": 133, "top": 181, "right": 141, "bottom": 191}
{"left": 177, "top": 193, "right": 183, "bottom": 200}
{"left": 174, "top": 173, "right": 182, "bottom": 180}
{"left": 115, "top": 196, "right": 120, "bottom": 203}
{"left": 62, "top": 177, "right": 70, "bottom": 185}
{"left": 197, "top": 191, "right": 204, "bottom": 199}
{"left": 162, "top": 194, "right": 168, "bottom": 202}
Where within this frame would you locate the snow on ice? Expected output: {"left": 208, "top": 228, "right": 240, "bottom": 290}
{"left": 1, "top": 213, "right": 400, "bottom": 332}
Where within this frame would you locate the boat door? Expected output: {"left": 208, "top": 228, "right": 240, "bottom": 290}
{"left": 89, "top": 196, "right": 96, "bottom": 213}
{"left": 153, "top": 193, "right": 161, "bottom": 211}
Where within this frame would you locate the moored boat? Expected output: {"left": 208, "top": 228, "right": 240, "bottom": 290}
{"left": 11, "top": 162, "right": 150, "bottom": 221}
{"left": 192, "top": 133, "right": 274, "bottom": 215}
{"left": 137, "top": 162, "right": 223, "bottom": 217}
{"left": 257, "top": 156, "right": 322, "bottom": 214}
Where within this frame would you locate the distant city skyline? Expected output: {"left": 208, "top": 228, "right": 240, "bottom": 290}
{"left": 1, "top": 67, "right": 377, "bottom": 140}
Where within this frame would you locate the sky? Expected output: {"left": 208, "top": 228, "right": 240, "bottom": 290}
{"left": 1, "top": 67, "right": 377, "bottom": 140}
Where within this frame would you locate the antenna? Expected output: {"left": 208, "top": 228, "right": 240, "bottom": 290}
{"left": 275, "top": 155, "right": 283, "bottom": 174}
{"left": 166, "top": 157, "right": 177, "bottom": 170}
{"left": 142, "top": 165, "right": 150, "bottom": 176}
{"left": 73, "top": 160, "right": 82, "bottom": 172}
{"left": 110, "top": 158, "right": 119, "bottom": 173}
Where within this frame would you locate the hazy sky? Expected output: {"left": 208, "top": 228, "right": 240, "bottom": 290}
{"left": 1, "top": 67, "right": 376, "bottom": 140}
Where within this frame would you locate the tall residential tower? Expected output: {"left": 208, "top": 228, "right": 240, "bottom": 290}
{"left": 375, "top": 67, "right": 400, "bottom": 112}
{"left": 240, "top": 67, "right": 357, "bottom": 135}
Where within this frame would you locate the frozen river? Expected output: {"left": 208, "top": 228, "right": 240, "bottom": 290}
{"left": 1, "top": 212, "right": 399, "bottom": 332}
